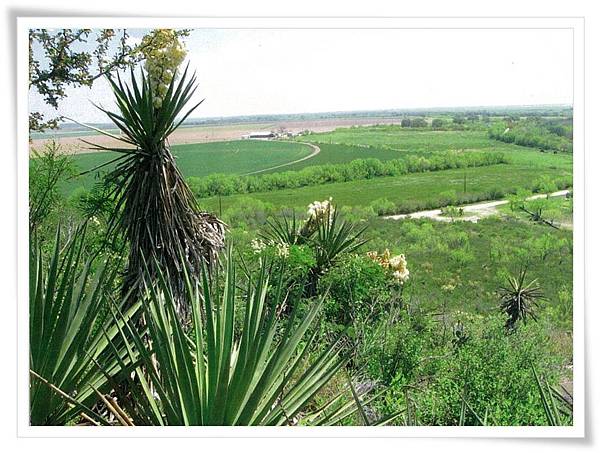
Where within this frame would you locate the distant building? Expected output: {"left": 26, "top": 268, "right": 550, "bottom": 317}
{"left": 241, "top": 131, "right": 276, "bottom": 140}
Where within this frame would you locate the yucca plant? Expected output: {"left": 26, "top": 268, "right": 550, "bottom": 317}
{"left": 532, "top": 366, "right": 573, "bottom": 426}
{"left": 262, "top": 211, "right": 303, "bottom": 246}
{"left": 312, "top": 206, "right": 369, "bottom": 273}
{"left": 73, "top": 31, "right": 225, "bottom": 320}
{"left": 29, "top": 225, "right": 140, "bottom": 425}
{"left": 498, "top": 268, "right": 544, "bottom": 331}
{"left": 112, "top": 246, "right": 348, "bottom": 425}
{"left": 262, "top": 201, "right": 368, "bottom": 297}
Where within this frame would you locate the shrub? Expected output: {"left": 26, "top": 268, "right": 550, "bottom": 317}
{"left": 431, "top": 118, "right": 446, "bottom": 129}
{"left": 448, "top": 249, "right": 473, "bottom": 268}
{"left": 29, "top": 140, "right": 76, "bottom": 232}
{"left": 362, "top": 309, "right": 438, "bottom": 386}
{"left": 319, "top": 254, "right": 389, "bottom": 326}
{"left": 339, "top": 205, "right": 377, "bottom": 222}
{"left": 415, "top": 316, "right": 559, "bottom": 426}
{"left": 222, "top": 197, "right": 275, "bottom": 228}
{"left": 410, "top": 117, "right": 428, "bottom": 128}
{"left": 488, "top": 118, "right": 573, "bottom": 153}
{"left": 369, "top": 198, "right": 397, "bottom": 216}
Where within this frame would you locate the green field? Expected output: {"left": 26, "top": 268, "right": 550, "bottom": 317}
{"left": 199, "top": 163, "right": 571, "bottom": 213}
{"left": 63, "top": 140, "right": 312, "bottom": 193}
{"left": 275, "top": 138, "right": 571, "bottom": 173}
{"left": 298, "top": 128, "right": 508, "bottom": 150}
{"left": 64, "top": 127, "right": 573, "bottom": 206}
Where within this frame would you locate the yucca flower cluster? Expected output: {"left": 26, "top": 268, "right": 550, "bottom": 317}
{"left": 251, "top": 237, "right": 290, "bottom": 258}
{"left": 251, "top": 238, "right": 267, "bottom": 254}
{"left": 367, "top": 248, "right": 410, "bottom": 284}
{"left": 307, "top": 197, "right": 334, "bottom": 222}
{"left": 140, "top": 29, "right": 187, "bottom": 108}
{"left": 301, "top": 197, "right": 335, "bottom": 237}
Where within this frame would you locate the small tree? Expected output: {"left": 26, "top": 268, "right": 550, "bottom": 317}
{"left": 401, "top": 118, "right": 411, "bottom": 128}
{"left": 431, "top": 118, "right": 445, "bottom": 129}
{"left": 453, "top": 114, "right": 466, "bottom": 125}
{"left": 410, "top": 117, "right": 427, "bottom": 128}
{"left": 29, "top": 140, "right": 75, "bottom": 231}
{"left": 29, "top": 28, "right": 189, "bottom": 134}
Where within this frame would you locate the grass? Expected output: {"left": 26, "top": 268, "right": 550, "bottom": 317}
{"left": 298, "top": 128, "right": 515, "bottom": 150}
{"left": 62, "top": 140, "right": 313, "bottom": 194}
{"left": 198, "top": 163, "right": 572, "bottom": 213}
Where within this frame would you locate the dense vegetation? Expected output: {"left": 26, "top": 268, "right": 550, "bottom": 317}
{"left": 488, "top": 117, "right": 573, "bottom": 153}
{"left": 28, "top": 32, "right": 574, "bottom": 427}
{"left": 187, "top": 151, "right": 507, "bottom": 198}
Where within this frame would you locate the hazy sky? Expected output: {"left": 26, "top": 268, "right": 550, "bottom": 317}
{"left": 29, "top": 28, "right": 574, "bottom": 122}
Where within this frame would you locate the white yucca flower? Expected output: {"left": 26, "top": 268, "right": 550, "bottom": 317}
{"left": 250, "top": 238, "right": 266, "bottom": 254}
{"left": 276, "top": 242, "right": 290, "bottom": 258}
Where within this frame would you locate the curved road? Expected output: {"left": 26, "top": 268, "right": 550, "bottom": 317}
{"left": 243, "top": 141, "right": 321, "bottom": 176}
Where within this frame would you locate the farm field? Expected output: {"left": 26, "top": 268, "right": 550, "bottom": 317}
{"left": 199, "top": 162, "right": 571, "bottom": 213}
{"left": 277, "top": 131, "right": 572, "bottom": 172}
{"left": 60, "top": 140, "right": 313, "bottom": 193}
{"left": 30, "top": 115, "right": 409, "bottom": 150}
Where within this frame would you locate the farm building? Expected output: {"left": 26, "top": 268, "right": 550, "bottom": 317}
{"left": 241, "top": 131, "right": 276, "bottom": 140}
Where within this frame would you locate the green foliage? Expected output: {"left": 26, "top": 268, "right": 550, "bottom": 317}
{"left": 260, "top": 203, "right": 369, "bottom": 299}
{"left": 29, "top": 225, "right": 139, "bottom": 425}
{"left": 488, "top": 118, "right": 573, "bottom": 153}
{"left": 431, "top": 118, "right": 446, "bottom": 129}
{"left": 410, "top": 117, "right": 428, "bottom": 128}
{"left": 113, "top": 248, "right": 347, "bottom": 425}
{"left": 369, "top": 198, "right": 397, "bottom": 216}
{"left": 412, "top": 316, "right": 561, "bottom": 426}
{"left": 545, "top": 285, "right": 573, "bottom": 331}
{"left": 440, "top": 205, "right": 464, "bottom": 220}
{"left": 361, "top": 308, "right": 438, "bottom": 386}
{"left": 199, "top": 164, "right": 572, "bottom": 217}
{"left": 319, "top": 254, "right": 389, "bottom": 326}
{"left": 29, "top": 140, "right": 76, "bottom": 232}
{"left": 186, "top": 151, "right": 508, "bottom": 198}
{"left": 311, "top": 208, "right": 369, "bottom": 276}
{"left": 221, "top": 197, "right": 276, "bottom": 229}
{"left": 364, "top": 217, "right": 572, "bottom": 318}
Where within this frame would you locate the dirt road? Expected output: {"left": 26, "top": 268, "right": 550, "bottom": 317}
{"left": 384, "top": 190, "right": 571, "bottom": 223}
{"left": 243, "top": 142, "right": 321, "bottom": 175}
